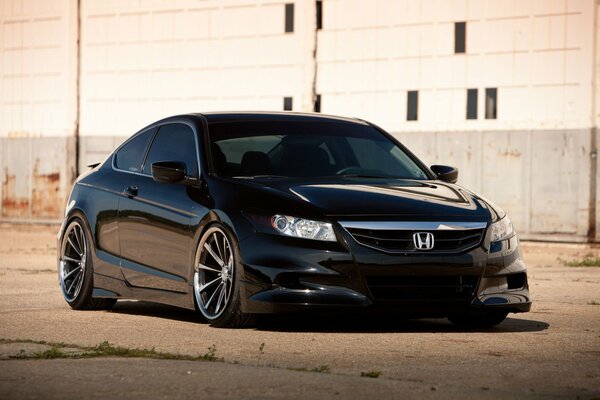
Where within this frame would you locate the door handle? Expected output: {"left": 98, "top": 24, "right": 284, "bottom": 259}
{"left": 124, "top": 186, "right": 138, "bottom": 198}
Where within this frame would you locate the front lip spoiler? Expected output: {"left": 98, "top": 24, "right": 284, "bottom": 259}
{"left": 246, "top": 282, "right": 371, "bottom": 313}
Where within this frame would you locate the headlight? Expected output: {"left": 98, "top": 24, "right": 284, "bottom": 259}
{"left": 271, "top": 215, "right": 337, "bottom": 242}
{"left": 489, "top": 216, "right": 515, "bottom": 242}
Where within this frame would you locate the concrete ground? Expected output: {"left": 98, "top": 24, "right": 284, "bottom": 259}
{"left": 0, "top": 223, "right": 599, "bottom": 399}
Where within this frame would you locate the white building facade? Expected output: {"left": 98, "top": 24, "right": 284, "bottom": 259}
{"left": 1, "top": 0, "right": 599, "bottom": 242}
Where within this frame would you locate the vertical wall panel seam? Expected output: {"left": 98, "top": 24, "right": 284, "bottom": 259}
{"left": 74, "top": 0, "right": 81, "bottom": 177}
{"left": 588, "top": 0, "right": 598, "bottom": 241}
{"left": 312, "top": 1, "right": 319, "bottom": 111}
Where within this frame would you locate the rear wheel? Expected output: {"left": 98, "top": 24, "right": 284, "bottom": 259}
{"left": 193, "top": 224, "right": 253, "bottom": 328}
{"left": 59, "top": 218, "right": 116, "bottom": 310}
{"left": 447, "top": 310, "right": 508, "bottom": 329}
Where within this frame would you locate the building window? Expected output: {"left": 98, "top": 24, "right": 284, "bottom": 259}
{"left": 485, "top": 88, "right": 497, "bottom": 119}
{"left": 316, "top": 1, "right": 323, "bottom": 30}
{"left": 407, "top": 91, "right": 418, "bottom": 121}
{"left": 455, "top": 22, "right": 466, "bottom": 54}
{"left": 466, "top": 88, "right": 477, "bottom": 120}
{"left": 314, "top": 94, "right": 321, "bottom": 112}
{"left": 283, "top": 97, "right": 293, "bottom": 111}
{"left": 285, "top": 3, "right": 294, "bottom": 33}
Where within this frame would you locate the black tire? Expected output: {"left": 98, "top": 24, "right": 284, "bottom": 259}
{"left": 447, "top": 310, "right": 508, "bottom": 329}
{"left": 59, "top": 217, "right": 117, "bottom": 311}
{"left": 193, "top": 223, "right": 254, "bottom": 328}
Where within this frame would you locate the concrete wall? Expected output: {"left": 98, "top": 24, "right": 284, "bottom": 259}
{"left": 318, "top": 0, "right": 594, "bottom": 132}
{"left": 394, "top": 129, "right": 592, "bottom": 241}
{"left": 1, "top": 0, "right": 599, "bottom": 241}
{"left": 0, "top": 0, "right": 77, "bottom": 220}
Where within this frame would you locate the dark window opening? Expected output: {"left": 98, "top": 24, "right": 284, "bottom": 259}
{"left": 455, "top": 22, "right": 466, "bottom": 54}
{"left": 407, "top": 91, "right": 418, "bottom": 121}
{"left": 114, "top": 128, "right": 155, "bottom": 172}
{"left": 485, "top": 88, "right": 497, "bottom": 119}
{"left": 283, "top": 96, "right": 293, "bottom": 111}
{"left": 142, "top": 123, "right": 199, "bottom": 177}
{"left": 466, "top": 88, "right": 478, "bottom": 120}
{"left": 285, "top": 3, "right": 294, "bottom": 33}
{"left": 314, "top": 94, "right": 321, "bottom": 112}
{"left": 316, "top": 1, "right": 323, "bottom": 30}
{"left": 208, "top": 121, "right": 430, "bottom": 180}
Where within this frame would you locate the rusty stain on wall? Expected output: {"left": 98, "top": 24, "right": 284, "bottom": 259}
{"left": 31, "top": 160, "right": 62, "bottom": 218}
{"left": 2, "top": 168, "right": 30, "bottom": 218}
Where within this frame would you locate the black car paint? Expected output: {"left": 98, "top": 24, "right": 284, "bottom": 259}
{"left": 58, "top": 112, "right": 531, "bottom": 316}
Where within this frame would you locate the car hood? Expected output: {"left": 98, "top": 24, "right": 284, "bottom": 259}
{"left": 258, "top": 179, "right": 494, "bottom": 220}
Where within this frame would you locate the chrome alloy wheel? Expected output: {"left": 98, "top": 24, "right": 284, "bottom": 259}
{"left": 59, "top": 221, "right": 87, "bottom": 302}
{"left": 194, "top": 226, "right": 235, "bottom": 320}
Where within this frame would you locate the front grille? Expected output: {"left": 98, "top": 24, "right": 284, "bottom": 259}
{"left": 344, "top": 227, "right": 485, "bottom": 254}
{"left": 366, "top": 275, "right": 479, "bottom": 301}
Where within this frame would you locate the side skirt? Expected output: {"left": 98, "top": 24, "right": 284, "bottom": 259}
{"left": 93, "top": 273, "right": 196, "bottom": 311}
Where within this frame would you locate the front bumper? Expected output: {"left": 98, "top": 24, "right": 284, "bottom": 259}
{"left": 238, "top": 230, "right": 531, "bottom": 315}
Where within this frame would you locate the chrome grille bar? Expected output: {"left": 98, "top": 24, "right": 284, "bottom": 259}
{"left": 338, "top": 221, "right": 488, "bottom": 231}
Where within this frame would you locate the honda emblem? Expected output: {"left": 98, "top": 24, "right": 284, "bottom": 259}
{"left": 413, "top": 232, "right": 434, "bottom": 250}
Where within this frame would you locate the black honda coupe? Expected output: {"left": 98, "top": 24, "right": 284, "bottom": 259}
{"left": 57, "top": 112, "right": 531, "bottom": 328}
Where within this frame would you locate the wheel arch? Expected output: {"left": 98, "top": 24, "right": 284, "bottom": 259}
{"left": 63, "top": 208, "right": 97, "bottom": 253}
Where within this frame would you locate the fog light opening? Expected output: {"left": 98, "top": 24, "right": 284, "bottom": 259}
{"left": 506, "top": 273, "right": 527, "bottom": 290}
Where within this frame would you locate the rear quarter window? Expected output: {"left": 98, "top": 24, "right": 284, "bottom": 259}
{"left": 114, "top": 128, "right": 156, "bottom": 172}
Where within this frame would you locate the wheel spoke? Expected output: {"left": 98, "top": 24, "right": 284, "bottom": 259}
{"left": 215, "top": 284, "right": 226, "bottom": 314}
{"left": 73, "top": 227, "right": 83, "bottom": 254}
{"left": 64, "top": 266, "right": 81, "bottom": 280}
{"left": 63, "top": 255, "right": 81, "bottom": 264}
{"left": 198, "top": 263, "right": 220, "bottom": 274}
{"left": 213, "top": 233, "right": 224, "bottom": 264}
{"left": 67, "top": 236, "right": 82, "bottom": 257}
{"left": 204, "top": 282, "right": 223, "bottom": 309}
{"left": 203, "top": 242, "right": 224, "bottom": 267}
{"left": 199, "top": 276, "right": 220, "bottom": 292}
{"left": 66, "top": 271, "right": 82, "bottom": 294}
{"left": 73, "top": 227, "right": 85, "bottom": 254}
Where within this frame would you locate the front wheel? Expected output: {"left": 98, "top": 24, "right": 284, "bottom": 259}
{"left": 447, "top": 310, "right": 508, "bottom": 329}
{"left": 193, "top": 224, "right": 254, "bottom": 328}
{"left": 59, "top": 218, "right": 116, "bottom": 310}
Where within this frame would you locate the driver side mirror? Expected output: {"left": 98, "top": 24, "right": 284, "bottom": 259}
{"left": 151, "top": 161, "right": 187, "bottom": 184}
{"left": 430, "top": 165, "right": 458, "bottom": 183}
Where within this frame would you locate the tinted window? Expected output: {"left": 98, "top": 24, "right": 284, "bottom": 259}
{"left": 208, "top": 121, "right": 428, "bottom": 180}
{"left": 345, "top": 137, "right": 427, "bottom": 178}
{"left": 114, "top": 128, "right": 155, "bottom": 172}
{"left": 142, "top": 123, "right": 199, "bottom": 177}
{"left": 218, "top": 136, "right": 280, "bottom": 164}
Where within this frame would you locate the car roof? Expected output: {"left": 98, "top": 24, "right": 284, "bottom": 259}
{"left": 190, "top": 111, "right": 369, "bottom": 125}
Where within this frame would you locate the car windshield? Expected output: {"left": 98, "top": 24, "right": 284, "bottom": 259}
{"left": 208, "top": 120, "right": 429, "bottom": 180}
